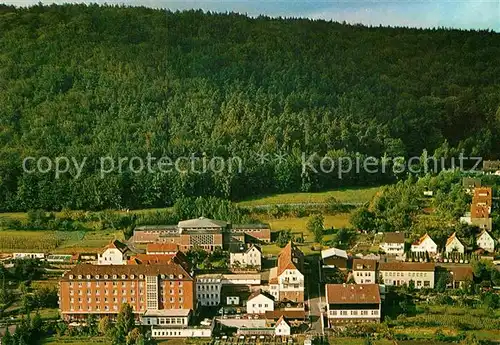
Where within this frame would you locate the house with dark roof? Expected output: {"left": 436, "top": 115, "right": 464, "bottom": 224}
{"left": 326, "top": 284, "right": 381, "bottom": 326}
{"left": 269, "top": 242, "right": 304, "bottom": 303}
{"left": 97, "top": 239, "right": 131, "bottom": 265}
{"left": 247, "top": 290, "right": 275, "bottom": 314}
{"left": 379, "top": 232, "right": 405, "bottom": 255}
{"left": 229, "top": 243, "right": 262, "bottom": 269}
{"left": 352, "top": 259, "right": 377, "bottom": 284}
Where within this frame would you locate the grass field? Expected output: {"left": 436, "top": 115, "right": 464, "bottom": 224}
{"left": 0, "top": 230, "right": 123, "bottom": 253}
{"left": 237, "top": 186, "right": 382, "bottom": 207}
{"left": 42, "top": 336, "right": 107, "bottom": 344}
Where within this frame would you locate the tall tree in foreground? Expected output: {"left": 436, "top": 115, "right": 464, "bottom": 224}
{"left": 308, "top": 214, "right": 324, "bottom": 243}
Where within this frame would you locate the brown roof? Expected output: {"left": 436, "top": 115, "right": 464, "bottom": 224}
{"left": 146, "top": 243, "right": 179, "bottom": 253}
{"left": 105, "top": 239, "right": 129, "bottom": 253}
{"left": 61, "top": 262, "right": 192, "bottom": 281}
{"left": 265, "top": 310, "right": 306, "bottom": 320}
{"left": 449, "top": 266, "right": 473, "bottom": 282}
{"left": 326, "top": 284, "right": 381, "bottom": 304}
{"left": 352, "top": 259, "right": 377, "bottom": 272}
{"left": 379, "top": 262, "right": 435, "bottom": 272}
{"left": 248, "top": 289, "right": 274, "bottom": 302}
{"left": 382, "top": 232, "right": 404, "bottom": 244}
{"left": 277, "top": 242, "right": 303, "bottom": 276}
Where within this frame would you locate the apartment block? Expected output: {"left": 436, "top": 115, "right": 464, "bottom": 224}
{"left": 379, "top": 262, "right": 435, "bottom": 289}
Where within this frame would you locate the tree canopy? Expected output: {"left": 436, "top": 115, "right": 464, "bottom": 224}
{"left": 0, "top": 5, "right": 499, "bottom": 211}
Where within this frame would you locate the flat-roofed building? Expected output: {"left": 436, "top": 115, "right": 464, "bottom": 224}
{"left": 326, "top": 284, "right": 381, "bottom": 326}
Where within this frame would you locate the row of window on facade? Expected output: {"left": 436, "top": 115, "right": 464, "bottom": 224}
{"left": 68, "top": 274, "right": 184, "bottom": 280}
{"left": 70, "top": 296, "right": 184, "bottom": 304}
{"left": 382, "top": 271, "right": 430, "bottom": 277}
{"left": 70, "top": 281, "right": 183, "bottom": 287}
{"left": 70, "top": 288, "right": 184, "bottom": 296}
{"left": 330, "top": 310, "right": 379, "bottom": 316}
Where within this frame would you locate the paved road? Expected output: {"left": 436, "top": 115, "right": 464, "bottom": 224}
{"left": 307, "top": 256, "right": 324, "bottom": 335}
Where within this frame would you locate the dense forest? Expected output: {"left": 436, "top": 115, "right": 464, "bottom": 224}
{"left": 0, "top": 4, "right": 499, "bottom": 211}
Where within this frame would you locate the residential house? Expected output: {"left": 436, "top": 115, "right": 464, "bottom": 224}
{"left": 97, "top": 240, "right": 130, "bottom": 265}
{"left": 445, "top": 233, "right": 465, "bottom": 254}
{"left": 326, "top": 284, "right": 381, "bottom": 326}
{"left": 476, "top": 230, "right": 495, "bottom": 252}
{"left": 352, "top": 259, "right": 377, "bottom": 284}
{"left": 379, "top": 232, "right": 405, "bottom": 255}
{"left": 58, "top": 262, "right": 195, "bottom": 323}
{"left": 246, "top": 290, "right": 274, "bottom": 314}
{"left": 379, "top": 262, "right": 435, "bottom": 289}
{"left": 269, "top": 242, "right": 304, "bottom": 303}
{"left": 321, "top": 247, "right": 348, "bottom": 270}
{"left": 220, "top": 285, "right": 251, "bottom": 306}
{"left": 446, "top": 266, "right": 473, "bottom": 289}
{"left": 229, "top": 244, "right": 262, "bottom": 269}
{"left": 78, "top": 253, "right": 98, "bottom": 263}
{"left": 411, "top": 233, "right": 437, "bottom": 255}
{"left": 274, "top": 316, "right": 291, "bottom": 336}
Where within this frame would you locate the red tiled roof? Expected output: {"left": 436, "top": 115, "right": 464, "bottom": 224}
{"left": 146, "top": 243, "right": 179, "bottom": 253}
{"left": 326, "top": 284, "right": 381, "bottom": 304}
{"left": 277, "top": 242, "right": 303, "bottom": 276}
{"left": 265, "top": 310, "right": 306, "bottom": 320}
{"left": 445, "top": 233, "right": 462, "bottom": 247}
{"left": 412, "top": 233, "right": 433, "bottom": 246}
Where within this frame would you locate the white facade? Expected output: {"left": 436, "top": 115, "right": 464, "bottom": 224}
{"left": 97, "top": 248, "right": 126, "bottom": 265}
{"left": 230, "top": 246, "right": 262, "bottom": 268}
{"left": 477, "top": 231, "right": 495, "bottom": 252}
{"left": 275, "top": 318, "right": 291, "bottom": 336}
{"left": 379, "top": 242, "right": 404, "bottom": 255}
{"left": 445, "top": 236, "right": 465, "bottom": 254}
{"left": 278, "top": 269, "right": 304, "bottom": 301}
{"left": 411, "top": 235, "right": 437, "bottom": 255}
{"left": 247, "top": 293, "right": 274, "bottom": 314}
{"left": 353, "top": 269, "right": 376, "bottom": 284}
{"left": 327, "top": 305, "right": 381, "bottom": 323}
{"left": 151, "top": 326, "right": 212, "bottom": 338}
{"left": 380, "top": 269, "right": 435, "bottom": 289}
{"left": 226, "top": 296, "right": 239, "bottom": 305}
{"left": 13, "top": 253, "right": 45, "bottom": 260}
{"left": 196, "top": 276, "right": 222, "bottom": 306}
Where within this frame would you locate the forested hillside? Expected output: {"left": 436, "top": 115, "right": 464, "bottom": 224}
{"left": 0, "top": 4, "right": 499, "bottom": 211}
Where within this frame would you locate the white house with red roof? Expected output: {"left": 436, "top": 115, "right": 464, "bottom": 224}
{"left": 410, "top": 233, "right": 437, "bottom": 255}
{"left": 445, "top": 233, "right": 465, "bottom": 254}
{"left": 97, "top": 239, "right": 130, "bottom": 265}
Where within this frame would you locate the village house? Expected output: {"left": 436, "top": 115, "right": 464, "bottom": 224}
{"left": 379, "top": 232, "right": 405, "bottom": 255}
{"left": 246, "top": 290, "right": 275, "bottom": 314}
{"left": 274, "top": 316, "right": 291, "bottom": 336}
{"left": 352, "top": 259, "right": 377, "bottom": 284}
{"left": 326, "top": 284, "right": 381, "bottom": 326}
{"left": 97, "top": 239, "right": 130, "bottom": 265}
{"left": 58, "top": 262, "right": 195, "bottom": 323}
{"left": 476, "top": 230, "right": 495, "bottom": 252}
{"left": 13, "top": 252, "right": 45, "bottom": 260}
{"left": 321, "top": 247, "right": 348, "bottom": 270}
{"left": 445, "top": 266, "right": 473, "bottom": 289}
{"left": 445, "top": 233, "right": 465, "bottom": 254}
{"left": 229, "top": 243, "right": 262, "bottom": 269}
{"left": 411, "top": 233, "right": 437, "bottom": 255}
{"left": 269, "top": 242, "right": 305, "bottom": 303}
{"left": 379, "top": 262, "right": 435, "bottom": 289}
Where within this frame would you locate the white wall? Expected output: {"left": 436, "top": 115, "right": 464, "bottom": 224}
{"left": 477, "top": 233, "right": 495, "bottom": 252}
{"left": 275, "top": 321, "right": 291, "bottom": 336}
{"left": 151, "top": 327, "right": 211, "bottom": 338}
{"left": 380, "top": 243, "right": 404, "bottom": 255}
{"left": 98, "top": 248, "right": 125, "bottom": 265}
{"left": 411, "top": 238, "right": 437, "bottom": 254}
{"left": 445, "top": 238, "right": 465, "bottom": 253}
{"left": 380, "top": 270, "right": 434, "bottom": 289}
{"left": 353, "top": 271, "right": 376, "bottom": 284}
{"left": 247, "top": 294, "right": 274, "bottom": 314}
